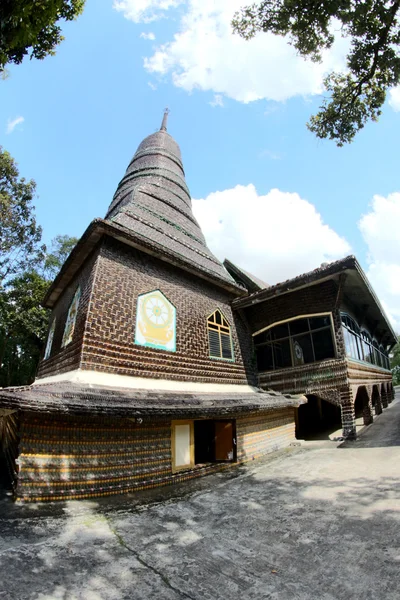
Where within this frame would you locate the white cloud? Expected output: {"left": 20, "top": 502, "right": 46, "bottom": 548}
{"left": 141, "top": 0, "right": 349, "bottom": 103}
{"left": 192, "top": 184, "right": 350, "bottom": 285}
{"left": 359, "top": 192, "right": 400, "bottom": 330}
{"left": 389, "top": 86, "right": 400, "bottom": 112}
{"left": 140, "top": 31, "right": 156, "bottom": 40}
{"left": 259, "top": 149, "right": 282, "bottom": 160}
{"left": 113, "top": 0, "right": 182, "bottom": 23}
{"left": 6, "top": 116, "right": 24, "bottom": 134}
{"left": 209, "top": 94, "right": 224, "bottom": 107}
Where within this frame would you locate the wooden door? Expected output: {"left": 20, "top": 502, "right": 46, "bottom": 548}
{"left": 214, "top": 421, "right": 234, "bottom": 462}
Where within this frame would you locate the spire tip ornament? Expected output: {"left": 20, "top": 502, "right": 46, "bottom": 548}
{"left": 160, "top": 108, "right": 170, "bottom": 131}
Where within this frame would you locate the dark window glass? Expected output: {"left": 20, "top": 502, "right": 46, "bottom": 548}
{"left": 221, "top": 333, "right": 233, "bottom": 360}
{"left": 293, "top": 333, "right": 314, "bottom": 364}
{"left": 254, "top": 330, "right": 271, "bottom": 344}
{"left": 312, "top": 329, "right": 335, "bottom": 361}
{"left": 343, "top": 328, "right": 352, "bottom": 357}
{"left": 215, "top": 311, "right": 222, "bottom": 325}
{"left": 271, "top": 323, "right": 289, "bottom": 340}
{"left": 289, "top": 318, "right": 309, "bottom": 335}
{"left": 256, "top": 345, "right": 274, "bottom": 371}
{"left": 355, "top": 336, "right": 363, "bottom": 360}
{"left": 208, "top": 329, "right": 221, "bottom": 357}
{"left": 310, "top": 316, "right": 330, "bottom": 330}
{"left": 273, "top": 339, "right": 292, "bottom": 369}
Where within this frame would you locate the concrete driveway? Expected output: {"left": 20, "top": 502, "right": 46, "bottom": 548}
{"left": 1, "top": 396, "right": 399, "bottom": 600}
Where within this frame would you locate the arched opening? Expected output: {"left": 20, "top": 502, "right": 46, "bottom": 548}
{"left": 296, "top": 395, "right": 342, "bottom": 440}
{"left": 354, "top": 386, "right": 373, "bottom": 427}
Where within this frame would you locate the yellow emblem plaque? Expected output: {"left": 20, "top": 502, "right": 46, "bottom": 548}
{"left": 135, "top": 290, "right": 176, "bottom": 351}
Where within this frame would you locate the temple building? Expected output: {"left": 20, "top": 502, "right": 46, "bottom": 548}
{"left": 0, "top": 114, "right": 396, "bottom": 502}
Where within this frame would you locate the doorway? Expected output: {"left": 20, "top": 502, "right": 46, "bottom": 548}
{"left": 194, "top": 419, "right": 236, "bottom": 464}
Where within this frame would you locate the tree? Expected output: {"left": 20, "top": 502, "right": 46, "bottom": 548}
{"left": 44, "top": 234, "right": 78, "bottom": 280}
{"left": 0, "top": 235, "right": 78, "bottom": 387}
{"left": 0, "top": 1, "right": 85, "bottom": 75}
{"left": 0, "top": 147, "right": 45, "bottom": 281}
{"left": 390, "top": 335, "right": 400, "bottom": 386}
{"left": 232, "top": 1, "right": 400, "bottom": 146}
{"left": 0, "top": 271, "right": 49, "bottom": 387}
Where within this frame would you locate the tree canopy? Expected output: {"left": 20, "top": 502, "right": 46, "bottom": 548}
{"left": 0, "top": 234, "right": 77, "bottom": 388}
{"left": 0, "top": 147, "right": 45, "bottom": 281}
{"left": 232, "top": 0, "right": 400, "bottom": 145}
{"left": 0, "top": 0, "right": 85, "bottom": 74}
{"left": 390, "top": 335, "right": 400, "bottom": 385}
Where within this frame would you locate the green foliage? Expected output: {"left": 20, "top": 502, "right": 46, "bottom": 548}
{"left": 0, "top": 271, "right": 49, "bottom": 387}
{"left": 232, "top": 0, "right": 400, "bottom": 145}
{"left": 0, "top": 147, "right": 45, "bottom": 281}
{"left": 44, "top": 234, "right": 78, "bottom": 280}
{"left": 0, "top": 0, "right": 85, "bottom": 74}
{"left": 390, "top": 335, "right": 400, "bottom": 385}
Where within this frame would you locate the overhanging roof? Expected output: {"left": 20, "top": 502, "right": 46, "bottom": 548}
{"left": 233, "top": 256, "right": 397, "bottom": 346}
{"left": 223, "top": 259, "right": 269, "bottom": 293}
{"left": 0, "top": 381, "right": 306, "bottom": 418}
{"left": 43, "top": 219, "right": 246, "bottom": 308}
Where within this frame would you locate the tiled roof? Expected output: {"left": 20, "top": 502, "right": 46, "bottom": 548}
{"left": 223, "top": 259, "right": 269, "bottom": 292}
{"left": 105, "top": 125, "right": 237, "bottom": 288}
{"left": 0, "top": 381, "right": 305, "bottom": 418}
{"left": 233, "top": 256, "right": 357, "bottom": 307}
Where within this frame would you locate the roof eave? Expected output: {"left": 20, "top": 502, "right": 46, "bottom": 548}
{"left": 43, "top": 219, "right": 246, "bottom": 308}
{"left": 232, "top": 255, "right": 396, "bottom": 344}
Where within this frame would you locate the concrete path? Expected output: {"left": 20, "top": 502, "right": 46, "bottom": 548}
{"left": 0, "top": 397, "right": 399, "bottom": 600}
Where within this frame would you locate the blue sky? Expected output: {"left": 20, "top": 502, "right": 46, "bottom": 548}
{"left": 2, "top": 0, "right": 400, "bottom": 328}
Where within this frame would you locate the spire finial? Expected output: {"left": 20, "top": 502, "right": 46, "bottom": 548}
{"left": 160, "top": 108, "right": 169, "bottom": 131}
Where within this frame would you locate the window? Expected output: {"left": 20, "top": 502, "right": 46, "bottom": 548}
{"left": 254, "top": 315, "right": 335, "bottom": 372}
{"left": 62, "top": 287, "right": 81, "bottom": 348}
{"left": 207, "top": 310, "right": 233, "bottom": 360}
{"left": 44, "top": 319, "right": 56, "bottom": 360}
{"left": 341, "top": 313, "right": 390, "bottom": 370}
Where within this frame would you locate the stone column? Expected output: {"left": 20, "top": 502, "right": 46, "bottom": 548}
{"left": 388, "top": 383, "right": 394, "bottom": 403}
{"left": 341, "top": 389, "right": 356, "bottom": 439}
{"left": 374, "top": 387, "right": 383, "bottom": 415}
{"left": 381, "top": 386, "right": 388, "bottom": 409}
{"left": 362, "top": 392, "right": 374, "bottom": 425}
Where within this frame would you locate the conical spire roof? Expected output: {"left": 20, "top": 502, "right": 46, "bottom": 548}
{"left": 105, "top": 113, "right": 237, "bottom": 287}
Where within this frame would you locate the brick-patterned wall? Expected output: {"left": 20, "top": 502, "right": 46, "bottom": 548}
{"left": 37, "top": 250, "right": 100, "bottom": 379}
{"left": 243, "top": 281, "right": 338, "bottom": 335}
{"left": 236, "top": 409, "right": 295, "bottom": 461}
{"left": 16, "top": 411, "right": 297, "bottom": 502}
{"left": 16, "top": 412, "right": 174, "bottom": 501}
{"left": 259, "top": 358, "right": 348, "bottom": 396}
{"left": 80, "top": 237, "right": 256, "bottom": 385}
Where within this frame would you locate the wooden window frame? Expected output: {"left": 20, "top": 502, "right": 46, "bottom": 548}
{"left": 253, "top": 312, "right": 337, "bottom": 372}
{"left": 207, "top": 309, "right": 234, "bottom": 361}
{"left": 171, "top": 420, "right": 195, "bottom": 473}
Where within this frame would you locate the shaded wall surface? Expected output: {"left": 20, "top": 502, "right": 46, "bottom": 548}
{"left": 15, "top": 410, "right": 296, "bottom": 502}
{"left": 80, "top": 238, "right": 256, "bottom": 385}
{"left": 38, "top": 238, "right": 256, "bottom": 385}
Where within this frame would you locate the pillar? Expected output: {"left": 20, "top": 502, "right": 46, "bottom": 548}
{"left": 341, "top": 389, "right": 356, "bottom": 439}
{"left": 362, "top": 392, "right": 374, "bottom": 426}
{"left": 381, "top": 386, "right": 388, "bottom": 409}
{"left": 374, "top": 388, "right": 383, "bottom": 415}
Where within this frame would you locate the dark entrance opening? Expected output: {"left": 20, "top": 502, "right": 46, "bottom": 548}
{"left": 0, "top": 414, "right": 19, "bottom": 497}
{"left": 194, "top": 420, "right": 215, "bottom": 463}
{"left": 194, "top": 420, "right": 236, "bottom": 464}
{"left": 296, "top": 395, "right": 342, "bottom": 440}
